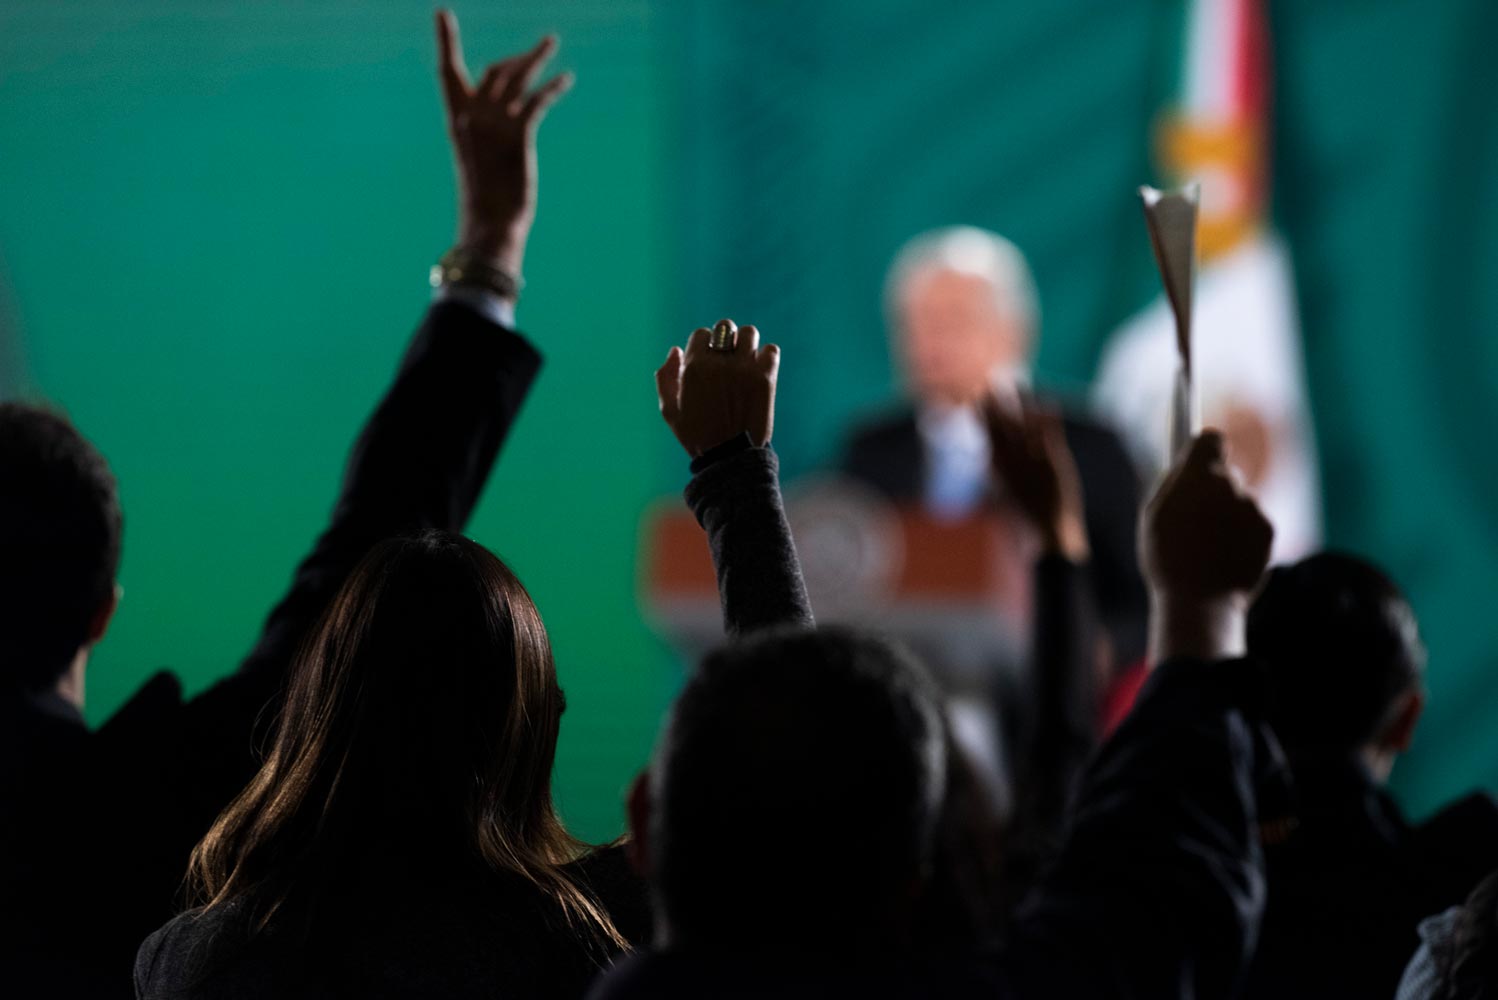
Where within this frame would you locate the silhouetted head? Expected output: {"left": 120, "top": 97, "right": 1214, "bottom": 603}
{"left": 1248, "top": 551, "right": 1426, "bottom": 773}
{"left": 191, "top": 530, "right": 621, "bottom": 952}
{"left": 0, "top": 403, "right": 121, "bottom": 694}
{"left": 885, "top": 226, "right": 1038, "bottom": 407}
{"left": 631, "top": 627, "right": 948, "bottom": 954}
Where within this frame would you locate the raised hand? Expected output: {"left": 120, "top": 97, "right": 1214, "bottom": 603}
{"left": 436, "top": 10, "right": 573, "bottom": 278}
{"left": 656, "top": 319, "right": 781, "bottom": 458}
{"left": 983, "top": 395, "right": 1088, "bottom": 562}
{"left": 1143, "top": 430, "right": 1274, "bottom": 660}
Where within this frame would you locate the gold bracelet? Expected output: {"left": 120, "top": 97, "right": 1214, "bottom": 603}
{"left": 429, "top": 248, "right": 524, "bottom": 300}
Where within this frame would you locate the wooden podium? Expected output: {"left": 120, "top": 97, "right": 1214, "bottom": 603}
{"left": 639, "top": 477, "right": 1037, "bottom": 693}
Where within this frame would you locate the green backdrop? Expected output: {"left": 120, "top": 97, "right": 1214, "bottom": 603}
{"left": 0, "top": 0, "right": 678, "bottom": 842}
{"left": 3, "top": 0, "right": 1496, "bottom": 837}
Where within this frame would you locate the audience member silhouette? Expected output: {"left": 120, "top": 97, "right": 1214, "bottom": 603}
{"left": 591, "top": 430, "right": 1277, "bottom": 999}
{"left": 1240, "top": 551, "right": 1498, "bottom": 999}
{"left": 135, "top": 532, "right": 646, "bottom": 998}
{"left": 0, "top": 12, "right": 566, "bottom": 996}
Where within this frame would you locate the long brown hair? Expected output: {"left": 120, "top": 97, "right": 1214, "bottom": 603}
{"left": 188, "top": 530, "right": 625, "bottom": 957}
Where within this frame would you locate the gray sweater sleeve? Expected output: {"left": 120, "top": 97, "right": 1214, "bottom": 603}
{"left": 1396, "top": 907, "right": 1462, "bottom": 1000}
{"left": 683, "top": 444, "right": 814, "bottom": 636}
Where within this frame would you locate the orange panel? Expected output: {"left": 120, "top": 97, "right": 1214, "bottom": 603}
{"left": 640, "top": 505, "right": 716, "bottom": 596}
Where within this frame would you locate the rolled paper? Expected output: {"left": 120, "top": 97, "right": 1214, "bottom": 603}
{"left": 1139, "top": 184, "right": 1201, "bottom": 459}
{"left": 1170, "top": 366, "right": 1198, "bottom": 463}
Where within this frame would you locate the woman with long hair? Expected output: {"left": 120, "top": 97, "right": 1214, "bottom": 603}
{"left": 137, "top": 532, "right": 647, "bottom": 997}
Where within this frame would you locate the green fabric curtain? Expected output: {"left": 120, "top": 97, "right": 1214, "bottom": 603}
{"left": 1270, "top": 0, "right": 1498, "bottom": 815}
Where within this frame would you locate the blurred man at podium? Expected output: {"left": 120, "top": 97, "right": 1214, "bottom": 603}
{"left": 841, "top": 226, "right": 1148, "bottom": 667}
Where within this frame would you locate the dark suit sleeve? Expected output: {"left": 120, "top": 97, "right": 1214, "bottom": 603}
{"left": 1003, "top": 553, "right": 1100, "bottom": 883}
{"left": 1002, "top": 657, "right": 1267, "bottom": 998}
{"left": 1065, "top": 418, "right": 1149, "bottom": 666}
{"left": 683, "top": 440, "right": 813, "bottom": 636}
{"left": 839, "top": 413, "right": 924, "bottom": 502}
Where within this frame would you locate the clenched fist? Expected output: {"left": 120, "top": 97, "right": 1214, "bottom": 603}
{"left": 1143, "top": 431, "right": 1274, "bottom": 661}
{"left": 656, "top": 319, "right": 780, "bottom": 458}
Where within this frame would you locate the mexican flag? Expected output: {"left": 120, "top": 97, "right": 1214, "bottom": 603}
{"left": 1094, "top": 0, "right": 1321, "bottom": 561}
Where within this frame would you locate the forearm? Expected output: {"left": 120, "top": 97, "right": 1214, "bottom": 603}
{"left": 684, "top": 437, "right": 813, "bottom": 636}
{"left": 1012, "top": 553, "right": 1099, "bottom": 845}
{"left": 1149, "top": 592, "right": 1250, "bottom": 663}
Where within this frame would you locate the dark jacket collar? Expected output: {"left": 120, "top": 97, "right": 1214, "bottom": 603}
{"left": 1, "top": 682, "right": 86, "bottom": 727}
{"left": 1285, "top": 749, "right": 1409, "bottom": 847}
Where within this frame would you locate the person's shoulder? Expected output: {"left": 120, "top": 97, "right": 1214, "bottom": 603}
{"left": 1397, "top": 904, "right": 1466, "bottom": 1000}
{"left": 844, "top": 406, "right": 919, "bottom": 448}
{"left": 136, "top": 906, "right": 231, "bottom": 993}
{"left": 2, "top": 673, "right": 181, "bottom": 792}
{"left": 1417, "top": 792, "right": 1498, "bottom": 860}
{"left": 0, "top": 686, "right": 87, "bottom": 760}
{"left": 137, "top": 901, "right": 279, "bottom": 1000}
{"left": 588, "top": 950, "right": 985, "bottom": 1000}
{"left": 1046, "top": 396, "right": 1129, "bottom": 455}
{"left": 87, "top": 670, "right": 189, "bottom": 770}
{"left": 1045, "top": 395, "right": 1139, "bottom": 489}
{"left": 568, "top": 841, "right": 637, "bottom": 886}
{"left": 567, "top": 843, "right": 652, "bottom": 946}
{"left": 840, "top": 406, "right": 921, "bottom": 492}
{"left": 585, "top": 950, "right": 679, "bottom": 1000}
{"left": 97, "top": 670, "right": 184, "bottom": 736}
{"left": 136, "top": 910, "right": 188, "bottom": 986}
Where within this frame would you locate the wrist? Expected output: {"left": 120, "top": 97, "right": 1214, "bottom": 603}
{"left": 1148, "top": 590, "right": 1249, "bottom": 663}
{"left": 456, "top": 221, "right": 529, "bottom": 276}
{"left": 1040, "top": 511, "right": 1089, "bottom": 562}
{"left": 689, "top": 433, "right": 756, "bottom": 474}
{"left": 432, "top": 245, "right": 525, "bottom": 304}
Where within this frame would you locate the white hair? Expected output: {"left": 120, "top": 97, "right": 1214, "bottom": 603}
{"left": 884, "top": 226, "right": 1041, "bottom": 338}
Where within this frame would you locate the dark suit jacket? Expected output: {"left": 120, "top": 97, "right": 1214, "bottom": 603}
{"left": 1241, "top": 753, "right": 1498, "bottom": 1000}
{"left": 0, "top": 301, "right": 540, "bottom": 999}
{"left": 841, "top": 404, "right": 1148, "bottom": 665}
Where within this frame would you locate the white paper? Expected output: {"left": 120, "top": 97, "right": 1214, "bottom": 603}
{"left": 1139, "top": 184, "right": 1201, "bottom": 459}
